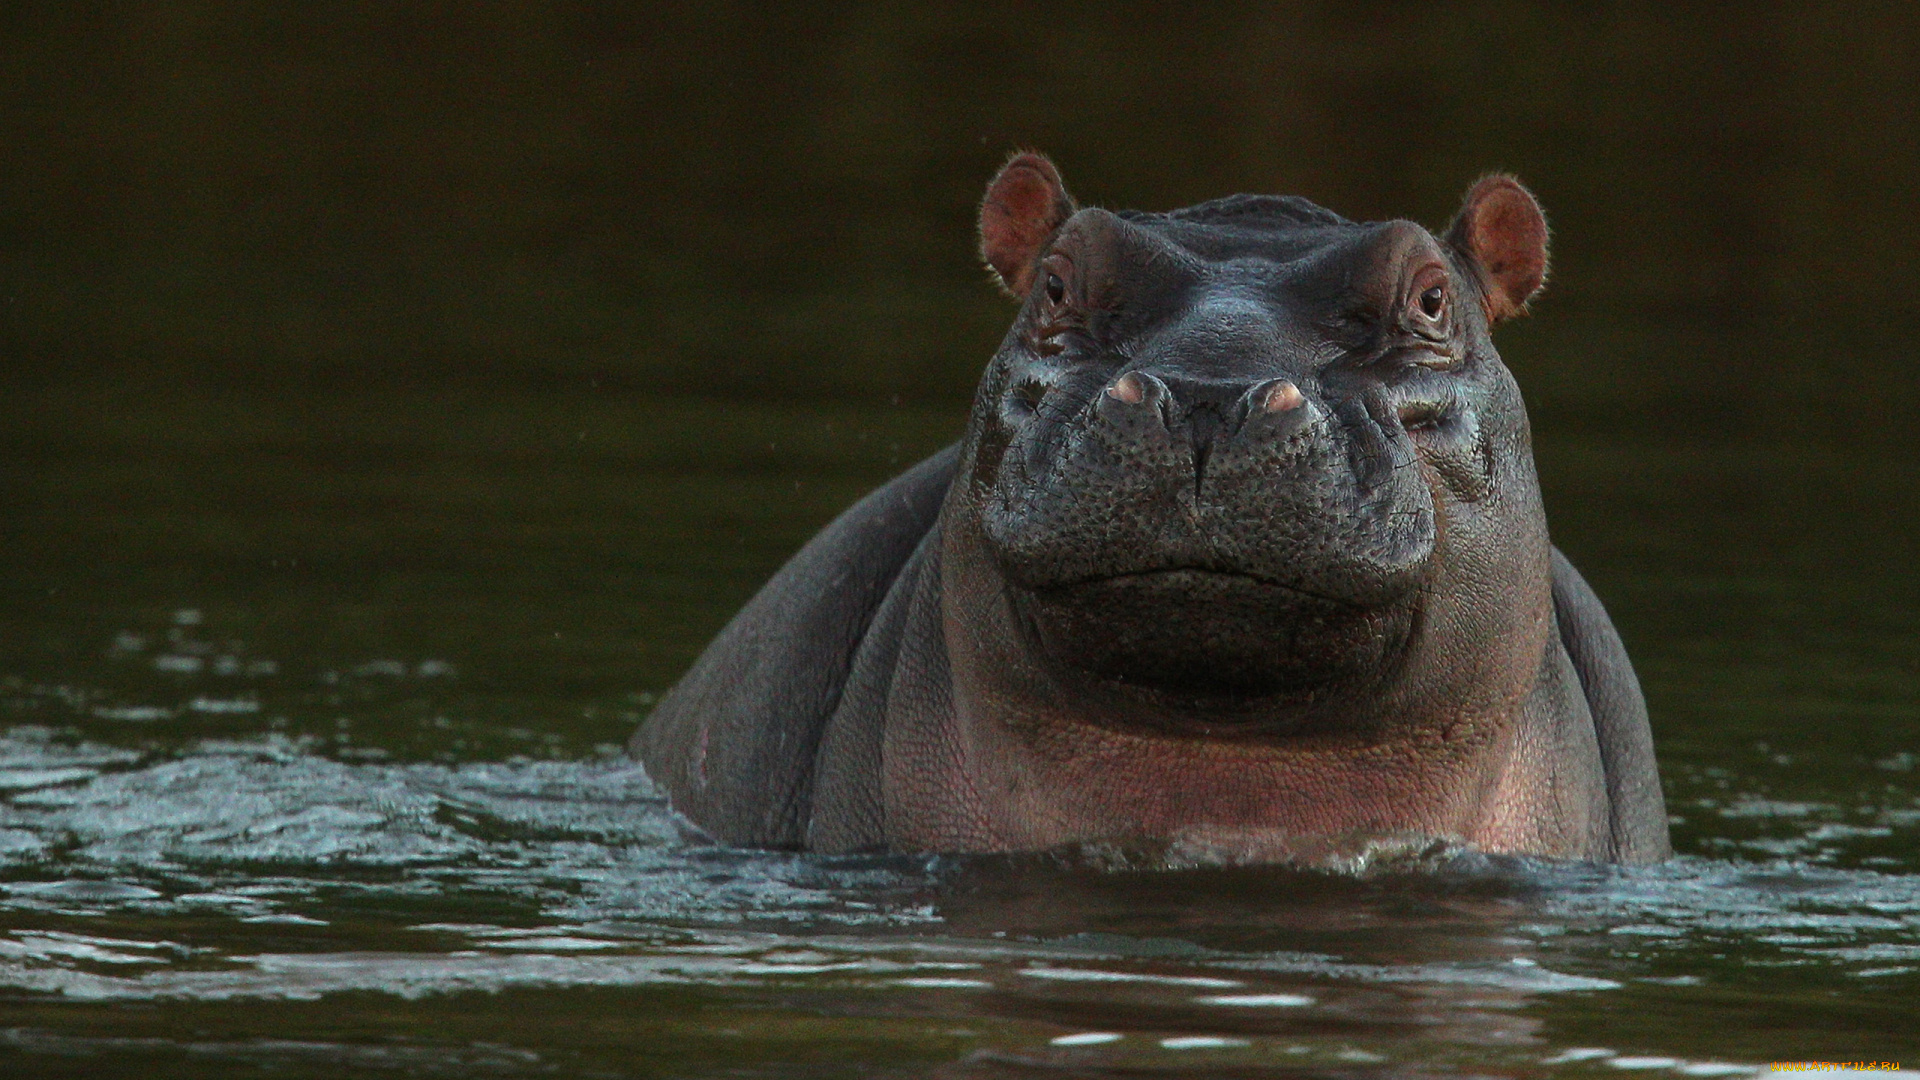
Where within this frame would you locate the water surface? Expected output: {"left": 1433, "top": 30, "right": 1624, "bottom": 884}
{"left": 2, "top": 380, "right": 1916, "bottom": 1078}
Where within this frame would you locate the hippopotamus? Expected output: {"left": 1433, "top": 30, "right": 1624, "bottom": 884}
{"left": 633, "top": 154, "right": 1670, "bottom": 865}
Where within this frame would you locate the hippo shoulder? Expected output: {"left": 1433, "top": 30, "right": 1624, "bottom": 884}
{"left": 1549, "top": 548, "right": 1672, "bottom": 862}
{"left": 631, "top": 445, "right": 958, "bottom": 847}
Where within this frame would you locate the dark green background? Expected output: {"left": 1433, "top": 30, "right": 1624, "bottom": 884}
{"left": 4, "top": 3, "right": 1917, "bottom": 419}
{"left": 8, "top": 1, "right": 1918, "bottom": 710}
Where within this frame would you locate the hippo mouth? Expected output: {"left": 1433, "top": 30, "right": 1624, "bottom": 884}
{"left": 1013, "top": 567, "right": 1416, "bottom": 710}
{"left": 1065, "top": 566, "right": 1355, "bottom": 605}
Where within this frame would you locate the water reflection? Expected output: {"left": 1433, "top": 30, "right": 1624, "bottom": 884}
{"left": 0, "top": 722, "right": 1914, "bottom": 1074}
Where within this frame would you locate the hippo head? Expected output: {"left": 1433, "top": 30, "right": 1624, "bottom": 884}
{"left": 952, "top": 154, "right": 1554, "bottom": 729}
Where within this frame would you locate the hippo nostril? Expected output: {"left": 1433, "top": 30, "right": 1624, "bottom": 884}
{"left": 1398, "top": 402, "right": 1444, "bottom": 431}
{"left": 1108, "top": 372, "right": 1148, "bottom": 405}
{"left": 1262, "top": 380, "right": 1304, "bottom": 414}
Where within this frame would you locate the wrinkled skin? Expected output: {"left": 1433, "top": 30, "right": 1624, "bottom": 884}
{"left": 633, "top": 156, "right": 1669, "bottom": 865}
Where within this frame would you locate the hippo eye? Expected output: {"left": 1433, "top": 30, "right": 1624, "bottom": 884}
{"left": 1418, "top": 285, "right": 1445, "bottom": 320}
{"left": 1045, "top": 273, "right": 1065, "bottom": 305}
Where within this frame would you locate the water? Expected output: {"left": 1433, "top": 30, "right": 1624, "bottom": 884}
{"left": 6, "top": 4, "right": 1920, "bottom": 1074}
{"left": 1, "top": 378, "right": 1916, "bottom": 1078}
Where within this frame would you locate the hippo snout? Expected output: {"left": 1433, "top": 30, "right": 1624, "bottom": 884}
{"left": 1095, "top": 370, "right": 1325, "bottom": 492}
{"left": 988, "top": 358, "right": 1436, "bottom": 607}
{"left": 1089, "top": 369, "right": 1324, "bottom": 488}
{"left": 982, "top": 357, "right": 1438, "bottom": 705}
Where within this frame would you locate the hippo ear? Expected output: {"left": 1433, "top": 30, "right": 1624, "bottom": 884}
{"left": 1445, "top": 175, "right": 1549, "bottom": 324}
{"left": 979, "top": 152, "right": 1078, "bottom": 298}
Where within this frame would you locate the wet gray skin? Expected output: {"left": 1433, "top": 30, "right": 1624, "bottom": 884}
{"left": 634, "top": 155, "right": 1669, "bottom": 865}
